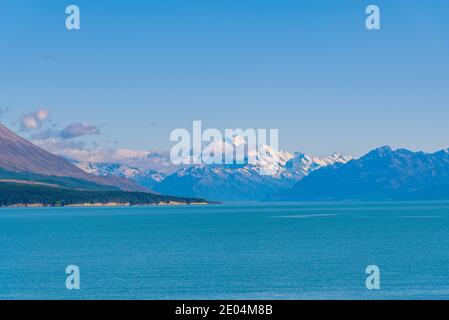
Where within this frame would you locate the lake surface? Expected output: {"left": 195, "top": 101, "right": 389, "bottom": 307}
{"left": 1, "top": 202, "right": 449, "bottom": 300}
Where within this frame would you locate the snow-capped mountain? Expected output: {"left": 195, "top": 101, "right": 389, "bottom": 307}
{"left": 154, "top": 152, "right": 351, "bottom": 201}
{"left": 72, "top": 161, "right": 167, "bottom": 190}
{"left": 154, "top": 137, "right": 352, "bottom": 201}
{"left": 72, "top": 137, "right": 352, "bottom": 201}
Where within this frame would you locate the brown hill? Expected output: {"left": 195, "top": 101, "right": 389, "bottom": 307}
{"left": 0, "top": 124, "right": 148, "bottom": 192}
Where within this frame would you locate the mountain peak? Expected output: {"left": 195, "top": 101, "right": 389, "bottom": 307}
{"left": 375, "top": 145, "right": 393, "bottom": 153}
{"left": 225, "top": 134, "right": 247, "bottom": 146}
{"left": 362, "top": 146, "right": 394, "bottom": 159}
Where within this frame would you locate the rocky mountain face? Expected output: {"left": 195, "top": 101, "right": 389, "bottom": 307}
{"left": 270, "top": 146, "right": 449, "bottom": 201}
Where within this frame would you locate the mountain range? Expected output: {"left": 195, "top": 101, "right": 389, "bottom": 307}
{"left": 4, "top": 122, "right": 449, "bottom": 203}
{"left": 72, "top": 141, "right": 449, "bottom": 202}
{"left": 72, "top": 136, "right": 352, "bottom": 201}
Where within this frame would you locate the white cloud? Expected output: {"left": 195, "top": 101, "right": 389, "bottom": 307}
{"left": 32, "top": 138, "right": 177, "bottom": 173}
{"left": 20, "top": 109, "right": 50, "bottom": 130}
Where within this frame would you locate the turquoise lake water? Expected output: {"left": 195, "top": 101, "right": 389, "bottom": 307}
{"left": 1, "top": 202, "right": 449, "bottom": 300}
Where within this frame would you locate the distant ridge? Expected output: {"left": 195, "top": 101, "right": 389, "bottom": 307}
{"left": 269, "top": 146, "right": 449, "bottom": 201}
{"left": 72, "top": 160, "right": 166, "bottom": 190}
{"left": 0, "top": 124, "right": 147, "bottom": 192}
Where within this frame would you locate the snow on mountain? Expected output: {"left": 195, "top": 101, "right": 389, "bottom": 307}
{"left": 283, "top": 152, "right": 353, "bottom": 181}
{"left": 199, "top": 134, "right": 351, "bottom": 180}
{"left": 74, "top": 162, "right": 140, "bottom": 178}
{"left": 72, "top": 161, "right": 167, "bottom": 190}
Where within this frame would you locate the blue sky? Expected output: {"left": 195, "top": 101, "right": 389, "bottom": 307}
{"left": 1, "top": 0, "right": 449, "bottom": 158}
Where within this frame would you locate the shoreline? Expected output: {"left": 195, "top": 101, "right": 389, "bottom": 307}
{"left": 1, "top": 201, "right": 211, "bottom": 208}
